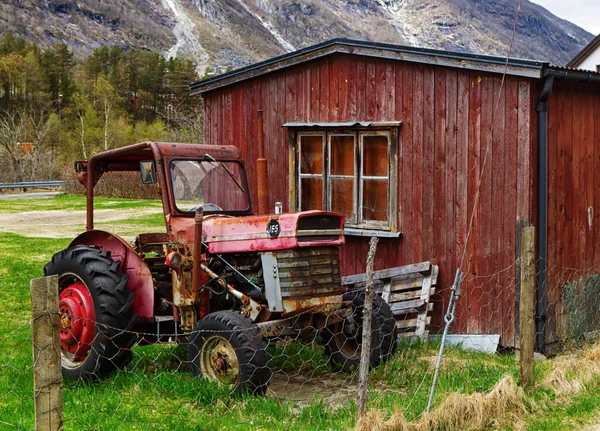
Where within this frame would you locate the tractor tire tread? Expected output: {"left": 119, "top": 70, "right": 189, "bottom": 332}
{"left": 44, "top": 245, "right": 137, "bottom": 380}
{"left": 188, "top": 310, "right": 272, "bottom": 395}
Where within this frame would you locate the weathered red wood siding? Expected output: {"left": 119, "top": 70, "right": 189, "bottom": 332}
{"left": 546, "top": 80, "right": 600, "bottom": 344}
{"left": 202, "top": 53, "right": 536, "bottom": 345}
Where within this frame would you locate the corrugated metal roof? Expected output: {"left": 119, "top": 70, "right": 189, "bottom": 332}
{"left": 567, "top": 34, "right": 600, "bottom": 68}
{"left": 545, "top": 65, "right": 600, "bottom": 82}
{"left": 190, "top": 38, "right": 548, "bottom": 95}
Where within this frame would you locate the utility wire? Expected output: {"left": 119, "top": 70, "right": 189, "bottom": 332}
{"left": 459, "top": 0, "right": 524, "bottom": 275}
{"left": 427, "top": 0, "right": 524, "bottom": 413}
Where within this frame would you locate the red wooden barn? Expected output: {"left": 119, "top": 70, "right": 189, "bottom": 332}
{"left": 190, "top": 39, "right": 600, "bottom": 351}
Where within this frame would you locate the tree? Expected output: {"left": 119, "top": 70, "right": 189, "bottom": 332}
{"left": 0, "top": 52, "right": 22, "bottom": 107}
{"left": 0, "top": 107, "right": 57, "bottom": 182}
{"left": 71, "top": 92, "right": 94, "bottom": 159}
{"left": 0, "top": 34, "right": 206, "bottom": 177}
{"left": 24, "top": 107, "right": 59, "bottom": 179}
{"left": 22, "top": 50, "right": 46, "bottom": 104}
{"left": 162, "top": 100, "right": 204, "bottom": 144}
{"left": 93, "top": 76, "right": 122, "bottom": 150}
{"left": 0, "top": 33, "right": 27, "bottom": 56}
{"left": 0, "top": 109, "right": 25, "bottom": 182}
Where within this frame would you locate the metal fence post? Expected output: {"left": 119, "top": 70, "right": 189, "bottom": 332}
{"left": 357, "top": 237, "right": 378, "bottom": 419}
{"left": 31, "top": 275, "right": 63, "bottom": 431}
{"left": 520, "top": 226, "right": 536, "bottom": 388}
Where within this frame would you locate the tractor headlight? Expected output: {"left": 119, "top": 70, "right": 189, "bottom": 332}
{"left": 166, "top": 252, "right": 183, "bottom": 268}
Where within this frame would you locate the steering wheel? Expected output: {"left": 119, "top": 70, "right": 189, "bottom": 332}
{"left": 189, "top": 203, "right": 223, "bottom": 212}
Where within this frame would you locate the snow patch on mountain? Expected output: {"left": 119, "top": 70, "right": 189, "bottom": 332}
{"left": 235, "top": 0, "right": 295, "bottom": 52}
{"left": 160, "top": 0, "right": 209, "bottom": 75}
{"left": 378, "top": 0, "right": 420, "bottom": 46}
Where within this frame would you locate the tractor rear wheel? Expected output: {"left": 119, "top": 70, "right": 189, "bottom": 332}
{"left": 188, "top": 310, "right": 272, "bottom": 395}
{"left": 44, "top": 245, "right": 137, "bottom": 381}
{"left": 374, "top": 295, "right": 398, "bottom": 361}
{"left": 323, "top": 290, "right": 396, "bottom": 371}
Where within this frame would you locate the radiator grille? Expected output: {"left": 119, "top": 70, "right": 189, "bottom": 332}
{"left": 275, "top": 247, "right": 341, "bottom": 298}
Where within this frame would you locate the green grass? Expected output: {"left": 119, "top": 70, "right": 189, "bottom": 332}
{"left": 526, "top": 377, "right": 600, "bottom": 430}
{"left": 0, "top": 232, "right": 70, "bottom": 431}
{"left": 0, "top": 224, "right": 522, "bottom": 431}
{"left": 4, "top": 196, "right": 600, "bottom": 430}
{"left": 95, "top": 212, "right": 167, "bottom": 236}
{"left": 0, "top": 194, "right": 163, "bottom": 213}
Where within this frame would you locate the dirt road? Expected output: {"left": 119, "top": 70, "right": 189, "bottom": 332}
{"left": 0, "top": 208, "right": 159, "bottom": 239}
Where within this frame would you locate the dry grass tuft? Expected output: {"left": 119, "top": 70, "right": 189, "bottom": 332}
{"left": 542, "top": 343, "right": 600, "bottom": 395}
{"left": 542, "top": 367, "right": 585, "bottom": 396}
{"left": 584, "top": 343, "right": 600, "bottom": 362}
{"left": 356, "top": 376, "right": 527, "bottom": 431}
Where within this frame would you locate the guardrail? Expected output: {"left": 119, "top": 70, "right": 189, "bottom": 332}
{"left": 0, "top": 181, "right": 64, "bottom": 190}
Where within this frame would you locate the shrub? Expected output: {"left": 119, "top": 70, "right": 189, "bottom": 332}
{"left": 563, "top": 273, "right": 600, "bottom": 341}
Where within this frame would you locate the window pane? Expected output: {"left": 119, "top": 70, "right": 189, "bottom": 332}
{"left": 362, "top": 179, "right": 388, "bottom": 222}
{"left": 362, "top": 135, "right": 388, "bottom": 177}
{"left": 171, "top": 160, "right": 250, "bottom": 213}
{"left": 300, "top": 135, "right": 324, "bottom": 174}
{"left": 300, "top": 177, "right": 323, "bottom": 210}
{"left": 330, "top": 135, "right": 355, "bottom": 176}
{"left": 331, "top": 177, "right": 355, "bottom": 220}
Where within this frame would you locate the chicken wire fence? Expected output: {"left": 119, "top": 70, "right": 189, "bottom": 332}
{"left": 4, "top": 254, "right": 600, "bottom": 430}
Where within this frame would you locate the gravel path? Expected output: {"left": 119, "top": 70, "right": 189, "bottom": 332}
{"left": 0, "top": 208, "right": 160, "bottom": 238}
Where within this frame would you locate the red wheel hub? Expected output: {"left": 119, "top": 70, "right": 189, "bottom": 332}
{"left": 58, "top": 281, "right": 95, "bottom": 361}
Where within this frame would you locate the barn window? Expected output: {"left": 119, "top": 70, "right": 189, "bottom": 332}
{"left": 289, "top": 123, "right": 400, "bottom": 235}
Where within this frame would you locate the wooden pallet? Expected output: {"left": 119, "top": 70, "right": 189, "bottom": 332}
{"left": 341, "top": 262, "right": 438, "bottom": 339}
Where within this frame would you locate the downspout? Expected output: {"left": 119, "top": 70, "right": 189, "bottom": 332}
{"left": 534, "top": 72, "right": 554, "bottom": 353}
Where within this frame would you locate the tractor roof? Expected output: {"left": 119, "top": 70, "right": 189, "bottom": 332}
{"left": 75, "top": 142, "right": 242, "bottom": 173}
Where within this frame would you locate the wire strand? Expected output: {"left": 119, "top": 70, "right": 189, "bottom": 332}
{"left": 459, "top": 0, "right": 524, "bottom": 275}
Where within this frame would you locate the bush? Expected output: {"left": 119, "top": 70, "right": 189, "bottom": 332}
{"left": 60, "top": 164, "right": 160, "bottom": 199}
{"left": 563, "top": 273, "right": 600, "bottom": 341}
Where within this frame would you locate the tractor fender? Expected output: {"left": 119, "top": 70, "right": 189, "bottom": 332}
{"left": 70, "top": 230, "right": 154, "bottom": 321}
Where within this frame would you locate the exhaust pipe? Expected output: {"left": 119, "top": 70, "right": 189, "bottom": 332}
{"left": 256, "top": 110, "right": 269, "bottom": 215}
{"left": 192, "top": 205, "right": 204, "bottom": 294}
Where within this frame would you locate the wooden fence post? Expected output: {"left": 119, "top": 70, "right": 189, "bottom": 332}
{"left": 520, "top": 227, "right": 536, "bottom": 388}
{"left": 31, "top": 275, "right": 63, "bottom": 431}
{"left": 357, "top": 237, "right": 379, "bottom": 419}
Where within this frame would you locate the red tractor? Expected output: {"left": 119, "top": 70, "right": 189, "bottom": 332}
{"left": 44, "top": 141, "right": 396, "bottom": 393}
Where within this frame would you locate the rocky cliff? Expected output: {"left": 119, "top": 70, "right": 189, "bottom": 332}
{"left": 0, "top": 0, "right": 593, "bottom": 75}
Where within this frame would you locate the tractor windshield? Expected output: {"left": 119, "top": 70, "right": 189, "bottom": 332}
{"left": 169, "top": 158, "right": 251, "bottom": 214}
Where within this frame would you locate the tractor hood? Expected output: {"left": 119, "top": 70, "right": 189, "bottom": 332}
{"left": 201, "top": 211, "right": 345, "bottom": 254}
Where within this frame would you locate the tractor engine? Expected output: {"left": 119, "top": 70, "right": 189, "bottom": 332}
{"left": 208, "top": 247, "right": 343, "bottom": 313}
{"left": 201, "top": 212, "right": 345, "bottom": 317}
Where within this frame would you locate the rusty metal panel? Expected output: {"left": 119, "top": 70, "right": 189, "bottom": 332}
{"left": 274, "top": 247, "right": 341, "bottom": 299}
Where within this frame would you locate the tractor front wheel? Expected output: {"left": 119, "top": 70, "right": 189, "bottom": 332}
{"left": 44, "top": 245, "right": 137, "bottom": 380}
{"left": 188, "top": 310, "right": 272, "bottom": 395}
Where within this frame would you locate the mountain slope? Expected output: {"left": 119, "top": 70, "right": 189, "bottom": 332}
{"left": 0, "top": 0, "right": 593, "bottom": 75}
{"left": 0, "top": 0, "right": 175, "bottom": 54}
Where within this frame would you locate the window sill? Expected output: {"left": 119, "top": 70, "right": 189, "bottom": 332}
{"left": 343, "top": 228, "right": 402, "bottom": 238}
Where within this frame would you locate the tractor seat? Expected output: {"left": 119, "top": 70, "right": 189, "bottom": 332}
{"left": 135, "top": 233, "right": 169, "bottom": 255}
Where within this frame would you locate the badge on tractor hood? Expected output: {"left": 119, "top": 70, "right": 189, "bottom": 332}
{"left": 266, "top": 219, "right": 281, "bottom": 238}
